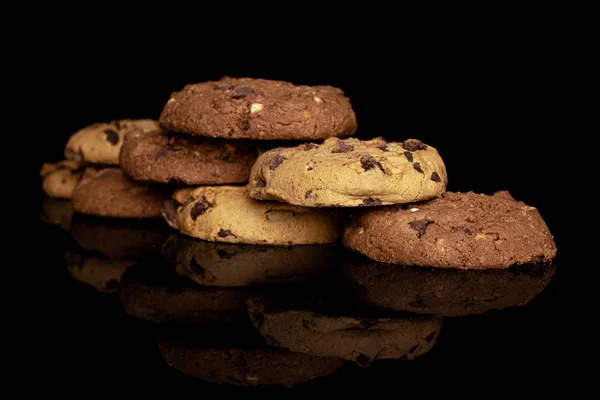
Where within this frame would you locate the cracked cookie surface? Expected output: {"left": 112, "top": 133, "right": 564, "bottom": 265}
{"left": 247, "top": 137, "right": 447, "bottom": 207}
{"left": 159, "top": 77, "right": 357, "bottom": 140}
{"left": 120, "top": 129, "right": 259, "bottom": 184}
{"left": 162, "top": 186, "right": 340, "bottom": 245}
{"left": 72, "top": 168, "right": 168, "bottom": 218}
{"left": 65, "top": 119, "right": 158, "bottom": 165}
{"left": 343, "top": 191, "right": 557, "bottom": 269}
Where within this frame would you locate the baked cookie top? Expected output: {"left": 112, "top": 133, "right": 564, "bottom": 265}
{"left": 162, "top": 186, "right": 340, "bottom": 245}
{"left": 247, "top": 137, "right": 447, "bottom": 207}
{"left": 120, "top": 129, "right": 259, "bottom": 185}
{"left": 343, "top": 191, "right": 557, "bottom": 269}
{"left": 65, "top": 119, "right": 158, "bottom": 165}
{"left": 40, "top": 160, "right": 98, "bottom": 199}
{"left": 159, "top": 77, "right": 357, "bottom": 140}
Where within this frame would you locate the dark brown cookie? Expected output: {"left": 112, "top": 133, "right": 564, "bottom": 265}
{"left": 343, "top": 191, "right": 557, "bottom": 269}
{"left": 162, "top": 234, "right": 337, "bottom": 287}
{"left": 118, "top": 263, "right": 253, "bottom": 325}
{"left": 247, "top": 298, "right": 441, "bottom": 365}
{"left": 120, "top": 129, "right": 260, "bottom": 185}
{"left": 159, "top": 77, "right": 357, "bottom": 140}
{"left": 157, "top": 338, "right": 343, "bottom": 387}
{"left": 70, "top": 214, "right": 170, "bottom": 260}
{"left": 343, "top": 256, "right": 557, "bottom": 316}
{"left": 72, "top": 168, "right": 169, "bottom": 218}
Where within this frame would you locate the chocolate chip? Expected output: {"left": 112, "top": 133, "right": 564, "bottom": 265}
{"left": 413, "top": 162, "right": 424, "bottom": 173}
{"left": 217, "top": 84, "right": 234, "bottom": 91}
{"left": 362, "top": 197, "right": 382, "bottom": 206}
{"left": 408, "top": 345, "right": 419, "bottom": 354}
{"left": 256, "top": 177, "right": 266, "bottom": 187}
{"left": 402, "top": 139, "right": 427, "bottom": 151}
{"left": 218, "top": 229, "right": 234, "bottom": 237}
{"left": 232, "top": 86, "right": 260, "bottom": 99}
{"left": 360, "top": 319, "right": 379, "bottom": 328}
{"left": 377, "top": 144, "right": 390, "bottom": 152}
{"left": 464, "top": 227, "right": 473, "bottom": 235}
{"left": 155, "top": 146, "right": 171, "bottom": 161}
{"left": 65, "top": 148, "right": 83, "bottom": 163}
{"left": 356, "top": 354, "right": 372, "bottom": 366}
{"left": 408, "top": 295, "right": 425, "bottom": 308}
{"left": 269, "top": 154, "right": 287, "bottom": 170}
{"left": 251, "top": 310, "right": 264, "bottom": 329}
{"left": 104, "top": 279, "right": 119, "bottom": 291}
{"left": 399, "top": 355, "right": 408, "bottom": 361}
{"left": 190, "top": 200, "right": 212, "bottom": 220}
{"left": 425, "top": 332, "right": 436, "bottom": 343}
{"left": 162, "top": 200, "right": 179, "bottom": 223}
{"left": 403, "top": 151, "right": 414, "bottom": 162}
{"left": 302, "top": 318, "right": 313, "bottom": 330}
{"left": 409, "top": 220, "right": 431, "bottom": 238}
{"left": 331, "top": 142, "right": 354, "bottom": 153}
{"left": 301, "top": 143, "right": 319, "bottom": 151}
{"left": 237, "top": 117, "right": 250, "bottom": 131}
{"left": 189, "top": 258, "right": 206, "bottom": 278}
{"left": 431, "top": 172, "right": 442, "bottom": 182}
{"left": 217, "top": 249, "right": 232, "bottom": 259}
{"left": 305, "top": 190, "right": 314, "bottom": 199}
{"left": 264, "top": 334, "right": 279, "bottom": 347}
{"left": 361, "top": 155, "right": 385, "bottom": 173}
{"left": 104, "top": 129, "right": 119, "bottom": 145}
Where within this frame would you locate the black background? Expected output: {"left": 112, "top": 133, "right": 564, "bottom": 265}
{"left": 31, "top": 34, "right": 565, "bottom": 396}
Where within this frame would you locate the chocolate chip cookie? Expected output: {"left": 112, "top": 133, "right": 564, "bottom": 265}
{"left": 162, "top": 234, "right": 337, "bottom": 287}
{"left": 72, "top": 168, "right": 168, "bottom": 218}
{"left": 162, "top": 186, "right": 340, "bottom": 245}
{"left": 344, "top": 255, "right": 557, "bottom": 316}
{"left": 344, "top": 191, "right": 557, "bottom": 269}
{"left": 159, "top": 77, "right": 357, "bottom": 140}
{"left": 40, "top": 160, "right": 98, "bottom": 199}
{"left": 65, "top": 119, "right": 158, "bottom": 165}
{"left": 247, "top": 137, "right": 447, "bottom": 207}
{"left": 120, "top": 129, "right": 259, "bottom": 185}
{"left": 65, "top": 249, "right": 137, "bottom": 293}
{"left": 247, "top": 297, "right": 441, "bottom": 365}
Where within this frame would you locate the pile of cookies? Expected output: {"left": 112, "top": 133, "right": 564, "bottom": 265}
{"left": 41, "top": 76, "right": 556, "bottom": 270}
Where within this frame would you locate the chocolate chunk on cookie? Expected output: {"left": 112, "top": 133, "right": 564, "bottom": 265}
{"left": 247, "top": 137, "right": 447, "bottom": 207}
{"left": 159, "top": 77, "right": 357, "bottom": 140}
{"left": 343, "top": 191, "right": 557, "bottom": 269}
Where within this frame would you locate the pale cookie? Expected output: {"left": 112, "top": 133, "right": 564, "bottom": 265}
{"left": 344, "top": 191, "right": 557, "bottom": 269}
{"left": 40, "top": 160, "right": 98, "bottom": 199}
{"left": 65, "top": 119, "right": 158, "bottom": 165}
{"left": 72, "top": 168, "right": 168, "bottom": 218}
{"left": 159, "top": 77, "right": 356, "bottom": 140}
{"left": 162, "top": 186, "right": 340, "bottom": 245}
{"left": 344, "top": 256, "right": 557, "bottom": 316}
{"left": 248, "top": 298, "right": 442, "bottom": 366}
{"left": 65, "top": 250, "right": 137, "bottom": 293}
{"left": 247, "top": 137, "right": 447, "bottom": 207}
{"left": 162, "top": 234, "right": 337, "bottom": 287}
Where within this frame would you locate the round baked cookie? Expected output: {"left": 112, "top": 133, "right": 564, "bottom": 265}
{"left": 65, "top": 119, "right": 158, "bottom": 165}
{"left": 344, "top": 256, "right": 557, "bottom": 316}
{"left": 247, "top": 137, "right": 447, "bottom": 207}
{"left": 65, "top": 250, "right": 137, "bottom": 293}
{"left": 344, "top": 191, "right": 557, "bottom": 269}
{"left": 70, "top": 214, "right": 170, "bottom": 260}
{"left": 40, "top": 160, "right": 98, "bottom": 199}
{"left": 120, "top": 129, "right": 259, "bottom": 185}
{"left": 162, "top": 234, "right": 337, "bottom": 287}
{"left": 162, "top": 186, "right": 340, "bottom": 245}
{"left": 159, "top": 77, "right": 357, "bottom": 140}
{"left": 72, "top": 168, "right": 168, "bottom": 218}
{"left": 247, "top": 298, "right": 441, "bottom": 366}
{"left": 157, "top": 338, "right": 344, "bottom": 387}
{"left": 119, "top": 263, "right": 253, "bottom": 325}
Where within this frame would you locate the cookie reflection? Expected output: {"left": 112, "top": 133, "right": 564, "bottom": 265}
{"left": 40, "top": 198, "right": 75, "bottom": 231}
{"left": 65, "top": 250, "right": 137, "bottom": 293}
{"left": 119, "top": 262, "right": 253, "bottom": 325}
{"left": 163, "top": 234, "right": 338, "bottom": 287}
{"left": 344, "top": 255, "right": 557, "bottom": 316}
{"left": 157, "top": 328, "right": 343, "bottom": 388}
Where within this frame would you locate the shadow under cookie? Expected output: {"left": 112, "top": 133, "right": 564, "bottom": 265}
{"left": 162, "top": 234, "right": 339, "bottom": 287}
{"left": 343, "top": 253, "right": 557, "bottom": 316}
{"left": 118, "top": 262, "right": 255, "bottom": 326}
